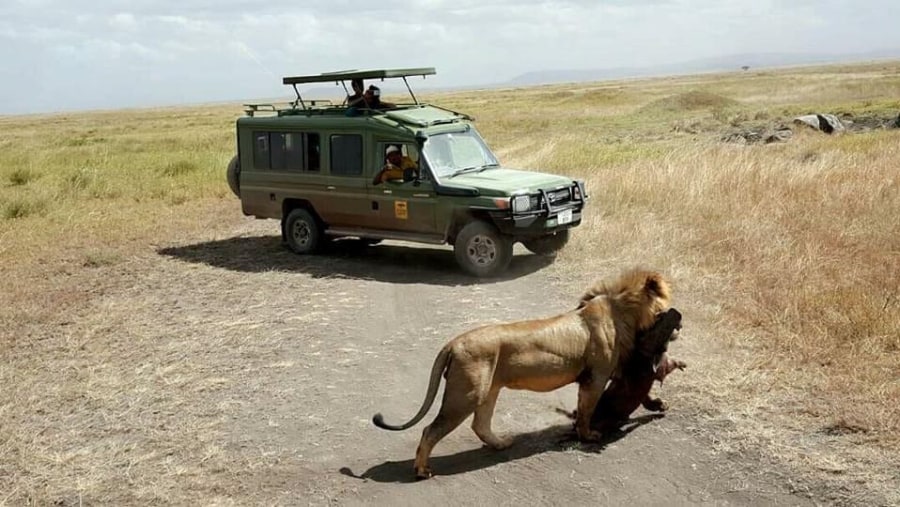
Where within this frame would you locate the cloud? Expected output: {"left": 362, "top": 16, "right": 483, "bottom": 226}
{"left": 0, "top": 0, "right": 898, "bottom": 114}
{"left": 109, "top": 12, "right": 137, "bottom": 30}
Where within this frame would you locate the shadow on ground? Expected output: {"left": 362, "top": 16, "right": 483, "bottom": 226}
{"left": 158, "top": 234, "right": 554, "bottom": 286}
{"left": 340, "top": 415, "right": 664, "bottom": 483}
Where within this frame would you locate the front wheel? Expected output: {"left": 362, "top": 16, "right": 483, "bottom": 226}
{"left": 283, "top": 208, "right": 322, "bottom": 254}
{"left": 453, "top": 220, "right": 513, "bottom": 278}
{"left": 521, "top": 229, "right": 570, "bottom": 256}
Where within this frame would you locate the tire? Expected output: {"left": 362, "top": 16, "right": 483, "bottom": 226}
{"left": 226, "top": 155, "right": 241, "bottom": 198}
{"left": 283, "top": 208, "right": 322, "bottom": 254}
{"left": 453, "top": 220, "right": 513, "bottom": 278}
{"left": 522, "top": 229, "right": 570, "bottom": 256}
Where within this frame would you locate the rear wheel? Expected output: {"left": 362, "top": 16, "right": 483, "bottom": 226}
{"left": 453, "top": 220, "right": 513, "bottom": 278}
{"left": 283, "top": 208, "right": 322, "bottom": 254}
{"left": 226, "top": 155, "right": 240, "bottom": 198}
{"left": 522, "top": 229, "right": 570, "bottom": 256}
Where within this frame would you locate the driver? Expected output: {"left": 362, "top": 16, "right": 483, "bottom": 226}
{"left": 372, "top": 145, "right": 419, "bottom": 185}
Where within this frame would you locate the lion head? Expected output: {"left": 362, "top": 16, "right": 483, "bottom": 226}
{"left": 577, "top": 267, "right": 672, "bottom": 333}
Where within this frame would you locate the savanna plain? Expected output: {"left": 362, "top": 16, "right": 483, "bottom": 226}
{"left": 1, "top": 61, "right": 899, "bottom": 505}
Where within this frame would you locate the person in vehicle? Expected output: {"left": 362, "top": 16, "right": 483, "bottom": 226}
{"left": 346, "top": 78, "right": 367, "bottom": 108}
{"left": 372, "top": 145, "right": 418, "bottom": 185}
{"left": 364, "top": 85, "right": 396, "bottom": 110}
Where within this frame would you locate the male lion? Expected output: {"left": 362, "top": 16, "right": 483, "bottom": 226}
{"left": 371, "top": 267, "right": 672, "bottom": 479}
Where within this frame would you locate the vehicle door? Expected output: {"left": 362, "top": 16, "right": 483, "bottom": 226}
{"left": 368, "top": 142, "right": 437, "bottom": 234}
{"left": 315, "top": 132, "right": 372, "bottom": 228}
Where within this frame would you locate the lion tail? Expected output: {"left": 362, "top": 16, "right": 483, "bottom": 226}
{"left": 372, "top": 345, "right": 452, "bottom": 431}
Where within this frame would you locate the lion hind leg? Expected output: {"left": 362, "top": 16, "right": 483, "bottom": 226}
{"left": 471, "top": 387, "right": 511, "bottom": 450}
{"left": 414, "top": 403, "right": 475, "bottom": 480}
{"left": 413, "top": 366, "right": 483, "bottom": 480}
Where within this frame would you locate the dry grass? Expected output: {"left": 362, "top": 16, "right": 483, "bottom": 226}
{"left": 467, "top": 63, "right": 899, "bottom": 501}
{"left": 547, "top": 132, "right": 900, "bottom": 435}
{"left": 2, "top": 60, "right": 900, "bottom": 504}
{"left": 0, "top": 236, "right": 316, "bottom": 504}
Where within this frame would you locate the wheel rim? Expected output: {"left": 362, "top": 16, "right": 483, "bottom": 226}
{"left": 466, "top": 234, "right": 497, "bottom": 266}
{"left": 292, "top": 220, "right": 311, "bottom": 247}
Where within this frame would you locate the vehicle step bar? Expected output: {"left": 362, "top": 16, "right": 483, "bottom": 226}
{"left": 325, "top": 228, "right": 446, "bottom": 245}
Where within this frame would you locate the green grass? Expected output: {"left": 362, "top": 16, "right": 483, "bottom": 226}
{"left": 2, "top": 195, "right": 47, "bottom": 219}
{"left": 0, "top": 108, "right": 234, "bottom": 226}
{"left": 7, "top": 167, "right": 38, "bottom": 186}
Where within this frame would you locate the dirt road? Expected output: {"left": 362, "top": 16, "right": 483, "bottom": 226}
{"left": 6, "top": 215, "right": 864, "bottom": 505}
{"left": 144, "top": 217, "right": 826, "bottom": 506}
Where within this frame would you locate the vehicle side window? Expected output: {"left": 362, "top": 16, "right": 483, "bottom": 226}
{"left": 405, "top": 144, "right": 424, "bottom": 179}
{"left": 270, "top": 133, "right": 303, "bottom": 171}
{"left": 375, "top": 142, "right": 427, "bottom": 184}
{"left": 253, "top": 131, "right": 269, "bottom": 170}
{"left": 330, "top": 134, "right": 362, "bottom": 176}
{"left": 252, "top": 131, "right": 321, "bottom": 172}
{"left": 307, "top": 133, "right": 321, "bottom": 172}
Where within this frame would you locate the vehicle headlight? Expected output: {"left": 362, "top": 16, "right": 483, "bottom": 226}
{"left": 574, "top": 180, "right": 587, "bottom": 200}
{"left": 511, "top": 194, "right": 532, "bottom": 213}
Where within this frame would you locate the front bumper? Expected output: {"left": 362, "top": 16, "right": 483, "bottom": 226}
{"left": 489, "top": 203, "right": 583, "bottom": 237}
{"left": 487, "top": 180, "right": 588, "bottom": 238}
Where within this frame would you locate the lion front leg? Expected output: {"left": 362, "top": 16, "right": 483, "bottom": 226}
{"left": 575, "top": 375, "right": 609, "bottom": 442}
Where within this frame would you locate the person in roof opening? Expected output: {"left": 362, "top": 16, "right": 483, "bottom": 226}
{"left": 346, "top": 78, "right": 367, "bottom": 108}
{"left": 364, "top": 85, "right": 396, "bottom": 110}
{"left": 372, "top": 145, "right": 419, "bottom": 185}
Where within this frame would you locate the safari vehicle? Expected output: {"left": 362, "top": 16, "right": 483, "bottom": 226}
{"left": 226, "top": 67, "right": 587, "bottom": 277}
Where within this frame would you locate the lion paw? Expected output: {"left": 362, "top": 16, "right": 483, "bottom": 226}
{"left": 479, "top": 436, "right": 513, "bottom": 450}
{"left": 576, "top": 428, "right": 604, "bottom": 443}
{"left": 643, "top": 397, "right": 669, "bottom": 412}
{"left": 415, "top": 466, "right": 433, "bottom": 480}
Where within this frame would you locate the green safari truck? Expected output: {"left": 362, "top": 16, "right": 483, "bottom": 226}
{"left": 226, "top": 67, "right": 588, "bottom": 278}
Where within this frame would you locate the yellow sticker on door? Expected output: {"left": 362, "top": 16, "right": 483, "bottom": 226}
{"left": 394, "top": 200, "right": 408, "bottom": 219}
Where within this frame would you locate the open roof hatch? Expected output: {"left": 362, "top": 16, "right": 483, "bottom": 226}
{"left": 281, "top": 67, "right": 436, "bottom": 109}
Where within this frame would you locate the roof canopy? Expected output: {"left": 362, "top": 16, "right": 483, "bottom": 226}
{"left": 282, "top": 67, "right": 436, "bottom": 86}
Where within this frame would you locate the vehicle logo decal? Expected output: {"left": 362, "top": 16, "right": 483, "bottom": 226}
{"left": 394, "top": 200, "right": 408, "bottom": 219}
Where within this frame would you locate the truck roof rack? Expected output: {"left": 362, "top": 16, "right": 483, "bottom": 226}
{"left": 282, "top": 67, "right": 436, "bottom": 85}
{"left": 281, "top": 67, "right": 436, "bottom": 109}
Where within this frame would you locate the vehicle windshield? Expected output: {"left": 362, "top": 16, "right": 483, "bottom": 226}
{"left": 421, "top": 129, "right": 499, "bottom": 178}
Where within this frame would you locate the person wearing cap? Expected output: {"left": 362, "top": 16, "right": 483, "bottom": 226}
{"left": 363, "top": 85, "right": 396, "bottom": 110}
{"left": 372, "top": 145, "right": 418, "bottom": 185}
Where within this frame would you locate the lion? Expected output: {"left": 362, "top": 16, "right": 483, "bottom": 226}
{"left": 371, "top": 267, "right": 672, "bottom": 479}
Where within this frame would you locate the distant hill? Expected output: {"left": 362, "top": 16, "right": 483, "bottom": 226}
{"left": 502, "top": 49, "right": 900, "bottom": 87}
{"left": 219, "top": 49, "right": 900, "bottom": 112}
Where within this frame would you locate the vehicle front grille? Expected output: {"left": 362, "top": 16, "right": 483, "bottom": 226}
{"left": 546, "top": 188, "right": 571, "bottom": 206}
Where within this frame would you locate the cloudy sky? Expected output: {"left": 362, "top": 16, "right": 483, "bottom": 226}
{"left": 1, "top": 0, "right": 898, "bottom": 115}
